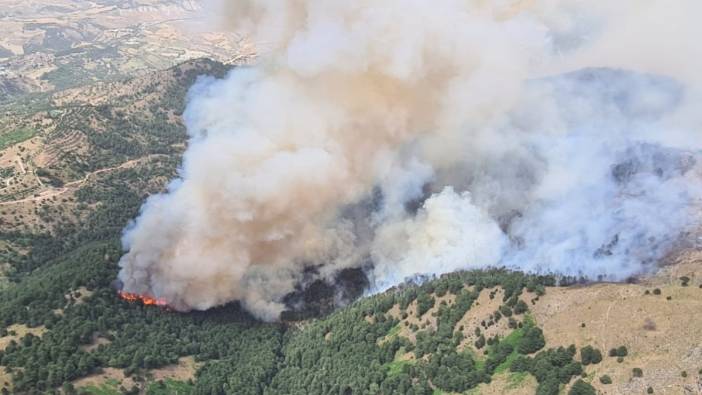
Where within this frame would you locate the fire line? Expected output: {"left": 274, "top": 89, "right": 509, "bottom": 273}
{"left": 118, "top": 290, "right": 168, "bottom": 307}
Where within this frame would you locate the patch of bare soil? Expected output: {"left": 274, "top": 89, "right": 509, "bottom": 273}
{"left": 66, "top": 286, "right": 94, "bottom": 305}
{"left": 473, "top": 371, "right": 538, "bottom": 395}
{"left": 455, "top": 287, "right": 515, "bottom": 353}
{"left": 72, "top": 368, "right": 136, "bottom": 391}
{"left": 0, "top": 370, "right": 13, "bottom": 394}
{"left": 73, "top": 357, "right": 200, "bottom": 393}
{"left": 386, "top": 292, "right": 456, "bottom": 343}
{"left": 0, "top": 324, "right": 47, "bottom": 351}
{"left": 149, "top": 356, "right": 200, "bottom": 382}
{"left": 0, "top": 324, "right": 47, "bottom": 391}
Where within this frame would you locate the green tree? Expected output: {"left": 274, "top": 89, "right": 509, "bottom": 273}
{"left": 514, "top": 300, "right": 529, "bottom": 314}
{"left": 416, "top": 292, "right": 435, "bottom": 317}
{"left": 518, "top": 326, "right": 545, "bottom": 354}
{"left": 568, "top": 379, "right": 596, "bottom": 395}
{"left": 580, "top": 346, "right": 602, "bottom": 365}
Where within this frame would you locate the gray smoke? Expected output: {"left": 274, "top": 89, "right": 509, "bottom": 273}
{"left": 118, "top": 0, "right": 702, "bottom": 321}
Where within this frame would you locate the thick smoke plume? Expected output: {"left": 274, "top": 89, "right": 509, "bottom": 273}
{"left": 119, "top": 0, "right": 702, "bottom": 320}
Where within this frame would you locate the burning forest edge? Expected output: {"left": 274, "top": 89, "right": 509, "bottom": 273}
{"left": 117, "top": 290, "right": 168, "bottom": 307}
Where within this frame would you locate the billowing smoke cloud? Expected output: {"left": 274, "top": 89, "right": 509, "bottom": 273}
{"left": 118, "top": 0, "right": 702, "bottom": 320}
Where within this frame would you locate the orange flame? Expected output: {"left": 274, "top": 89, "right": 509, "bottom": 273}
{"left": 118, "top": 290, "right": 168, "bottom": 307}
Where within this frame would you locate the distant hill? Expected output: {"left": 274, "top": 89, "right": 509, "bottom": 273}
{"left": 0, "top": 0, "right": 245, "bottom": 102}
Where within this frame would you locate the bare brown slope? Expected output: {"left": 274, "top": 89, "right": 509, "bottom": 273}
{"left": 529, "top": 251, "right": 702, "bottom": 395}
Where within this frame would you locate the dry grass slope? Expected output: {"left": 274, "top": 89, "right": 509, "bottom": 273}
{"left": 529, "top": 251, "right": 702, "bottom": 395}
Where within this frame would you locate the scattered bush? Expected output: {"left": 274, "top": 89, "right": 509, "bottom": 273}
{"left": 508, "top": 317, "right": 518, "bottom": 329}
{"left": 416, "top": 292, "right": 435, "bottom": 317}
{"left": 568, "top": 379, "right": 596, "bottom": 395}
{"left": 580, "top": 346, "right": 602, "bottom": 365}
{"left": 514, "top": 300, "right": 529, "bottom": 315}
{"left": 499, "top": 305, "right": 513, "bottom": 317}
{"left": 511, "top": 346, "right": 583, "bottom": 395}
{"left": 475, "top": 335, "right": 486, "bottom": 349}
{"left": 518, "top": 326, "right": 546, "bottom": 354}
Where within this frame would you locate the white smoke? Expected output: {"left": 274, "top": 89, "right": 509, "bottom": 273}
{"left": 118, "top": 0, "right": 702, "bottom": 321}
{"left": 371, "top": 187, "right": 507, "bottom": 291}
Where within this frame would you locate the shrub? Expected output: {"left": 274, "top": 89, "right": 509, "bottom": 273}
{"left": 632, "top": 368, "right": 643, "bottom": 378}
{"left": 599, "top": 375, "right": 612, "bottom": 384}
{"left": 518, "top": 326, "right": 546, "bottom": 354}
{"left": 580, "top": 346, "right": 602, "bottom": 365}
{"left": 506, "top": 296, "right": 518, "bottom": 307}
{"left": 680, "top": 276, "right": 690, "bottom": 286}
{"left": 514, "top": 300, "right": 529, "bottom": 314}
{"left": 616, "top": 346, "right": 628, "bottom": 357}
{"left": 568, "top": 379, "right": 596, "bottom": 395}
{"left": 511, "top": 346, "right": 584, "bottom": 395}
{"left": 508, "top": 317, "right": 518, "bottom": 329}
{"left": 499, "top": 305, "right": 513, "bottom": 317}
{"left": 681, "top": 371, "right": 688, "bottom": 378}
{"left": 647, "top": 387, "right": 654, "bottom": 394}
{"left": 416, "top": 292, "right": 435, "bottom": 317}
{"left": 653, "top": 288, "right": 661, "bottom": 295}
{"left": 474, "top": 335, "right": 486, "bottom": 349}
